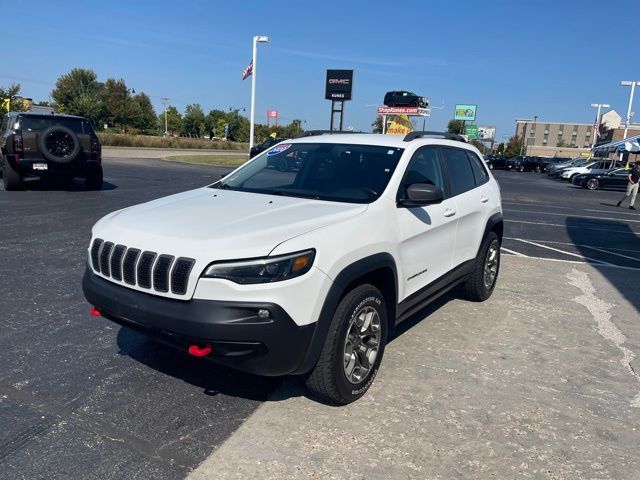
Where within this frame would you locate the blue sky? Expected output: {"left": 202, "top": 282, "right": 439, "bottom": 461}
{"left": 2, "top": 0, "right": 638, "bottom": 140}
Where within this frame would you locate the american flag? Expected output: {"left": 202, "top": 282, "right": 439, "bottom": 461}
{"left": 593, "top": 116, "right": 600, "bottom": 139}
{"left": 242, "top": 60, "right": 253, "bottom": 80}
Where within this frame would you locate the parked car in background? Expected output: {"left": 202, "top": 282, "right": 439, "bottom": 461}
{"left": 0, "top": 111, "right": 102, "bottom": 190}
{"left": 539, "top": 156, "right": 571, "bottom": 173}
{"left": 512, "top": 156, "right": 551, "bottom": 172}
{"left": 505, "top": 156, "right": 521, "bottom": 171}
{"left": 383, "top": 91, "right": 428, "bottom": 108}
{"left": 546, "top": 158, "right": 587, "bottom": 177}
{"left": 574, "top": 168, "right": 631, "bottom": 190}
{"left": 485, "top": 155, "right": 507, "bottom": 170}
{"left": 560, "top": 159, "right": 623, "bottom": 181}
{"left": 249, "top": 137, "right": 287, "bottom": 158}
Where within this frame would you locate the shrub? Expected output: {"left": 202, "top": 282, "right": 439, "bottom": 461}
{"left": 97, "top": 133, "right": 248, "bottom": 151}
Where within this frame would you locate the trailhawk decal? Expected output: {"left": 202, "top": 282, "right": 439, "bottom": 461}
{"left": 267, "top": 144, "right": 292, "bottom": 156}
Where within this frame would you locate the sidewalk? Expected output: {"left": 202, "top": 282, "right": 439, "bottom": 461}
{"left": 189, "top": 256, "right": 640, "bottom": 479}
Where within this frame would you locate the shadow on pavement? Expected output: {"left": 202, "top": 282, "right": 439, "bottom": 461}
{"left": 567, "top": 216, "right": 640, "bottom": 311}
{"left": 116, "top": 327, "right": 286, "bottom": 401}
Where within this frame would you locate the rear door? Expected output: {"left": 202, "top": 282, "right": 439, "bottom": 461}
{"left": 441, "top": 147, "right": 491, "bottom": 268}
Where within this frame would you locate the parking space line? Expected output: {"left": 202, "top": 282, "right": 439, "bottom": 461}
{"left": 504, "top": 237, "right": 640, "bottom": 254}
{"left": 584, "top": 208, "right": 640, "bottom": 217}
{"left": 510, "top": 238, "right": 616, "bottom": 266}
{"left": 507, "top": 251, "right": 640, "bottom": 271}
{"left": 501, "top": 247, "right": 528, "bottom": 257}
{"left": 504, "top": 209, "right": 640, "bottom": 224}
{"left": 505, "top": 219, "right": 640, "bottom": 235}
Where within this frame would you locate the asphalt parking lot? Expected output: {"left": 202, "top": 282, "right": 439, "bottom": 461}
{"left": 1, "top": 157, "right": 639, "bottom": 479}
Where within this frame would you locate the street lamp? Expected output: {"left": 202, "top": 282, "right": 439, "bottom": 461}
{"left": 590, "top": 103, "right": 610, "bottom": 149}
{"left": 249, "top": 35, "right": 270, "bottom": 151}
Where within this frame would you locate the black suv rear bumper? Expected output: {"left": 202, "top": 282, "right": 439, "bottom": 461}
{"left": 82, "top": 269, "right": 315, "bottom": 376}
{"left": 5, "top": 154, "right": 100, "bottom": 178}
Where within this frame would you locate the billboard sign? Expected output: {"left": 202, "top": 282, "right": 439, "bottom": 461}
{"left": 454, "top": 104, "right": 477, "bottom": 121}
{"left": 377, "top": 106, "right": 430, "bottom": 116}
{"left": 267, "top": 109, "right": 278, "bottom": 119}
{"left": 465, "top": 124, "right": 478, "bottom": 139}
{"left": 477, "top": 126, "right": 495, "bottom": 140}
{"left": 325, "top": 70, "right": 354, "bottom": 101}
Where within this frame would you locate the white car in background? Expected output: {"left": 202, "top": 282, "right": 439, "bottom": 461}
{"left": 560, "top": 160, "right": 620, "bottom": 181}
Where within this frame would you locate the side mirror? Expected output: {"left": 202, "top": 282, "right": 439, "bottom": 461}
{"left": 399, "top": 183, "right": 444, "bottom": 207}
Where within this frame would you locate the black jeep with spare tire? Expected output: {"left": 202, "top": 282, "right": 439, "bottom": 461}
{"left": 0, "top": 112, "right": 102, "bottom": 190}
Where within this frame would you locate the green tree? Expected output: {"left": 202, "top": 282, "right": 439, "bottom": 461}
{"left": 447, "top": 119, "right": 465, "bottom": 134}
{"left": 158, "top": 106, "right": 182, "bottom": 135}
{"left": 371, "top": 116, "right": 383, "bottom": 133}
{"left": 101, "top": 78, "right": 129, "bottom": 130}
{"left": 504, "top": 135, "right": 523, "bottom": 157}
{"left": 205, "top": 109, "right": 228, "bottom": 137}
{"left": 227, "top": 113, "right": 250, "bottom": 142}
{"left": 182, "top": 103, "right": 206, "bottom": 137}
{"left": 51, "top": 69, "right": 103, "bottom": 127}
{"left": 131, "top": 92, "right": 156, "bottom": 131}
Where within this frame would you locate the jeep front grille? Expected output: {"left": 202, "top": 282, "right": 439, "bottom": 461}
{"left": 90, "top": 238, "right": 195, "bottom": 295}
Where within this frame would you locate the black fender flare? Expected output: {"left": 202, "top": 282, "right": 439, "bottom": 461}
{"left": 482, "top": 212, "right": 504, "bottom": 245}
{"left": 292, "top": 252, "right": 398, "bottom": 375}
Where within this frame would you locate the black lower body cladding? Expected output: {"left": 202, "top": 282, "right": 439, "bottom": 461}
{"left": 82, "top": 269, "right": 315, "bottom": 376}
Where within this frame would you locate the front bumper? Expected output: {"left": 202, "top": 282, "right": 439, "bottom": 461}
{"left": 82, "top": 269, "right": 316, "bottom": 376}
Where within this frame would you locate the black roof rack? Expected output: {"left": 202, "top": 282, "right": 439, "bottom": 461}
{"left": 294, "top": 130, "right": 364, "bottom": 138}
{"left": 403, "top": 131, "right": 467, "bottom": 143}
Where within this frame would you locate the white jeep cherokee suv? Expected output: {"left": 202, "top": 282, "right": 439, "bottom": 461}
{"left": 83, "top": 131, "right": 503, "bottom": 405}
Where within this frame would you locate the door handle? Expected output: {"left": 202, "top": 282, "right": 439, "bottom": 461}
{"left": 480, "top": 196, "right": 489, "bottom": 203}
{"left": 443, "top": 208, "right": 456, "bottom": 217}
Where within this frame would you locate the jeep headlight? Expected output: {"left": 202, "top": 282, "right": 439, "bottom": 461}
{"left": 202, "top": 249, "right": 315, "bottom": 284}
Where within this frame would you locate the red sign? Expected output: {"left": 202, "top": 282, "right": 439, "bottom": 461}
{"left": 267, "top": 109, "right": 278, "bottom": 118}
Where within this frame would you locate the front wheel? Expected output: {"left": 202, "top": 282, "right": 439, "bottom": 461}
{"left": 517, "top": 164, "right": 525, "bottom": 172}
{"left": 306, "top": 284, "right": 387, "bottom": 405}
{"left": 461, "top": 231, "right": 500, "bottom": 302}
{"left": 586, "top": 178, "right": 599, "bottom": 190}
{"left": 535, "top": 165, "right": 542, "bottom": 173}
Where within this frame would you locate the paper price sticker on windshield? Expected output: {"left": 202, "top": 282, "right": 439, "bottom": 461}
{"left": 267, "top": 144, "right": 292, "bottom": 156}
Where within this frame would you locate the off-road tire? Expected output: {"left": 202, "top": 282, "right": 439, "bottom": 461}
{"left": 38, "top": 126, "right": 81, "bottom": 163}
{"left": 306, "top": 284, "right": 387, "bottom": 405}
{"left": 461, "top": 231, "right": 500, "bottom": 302}
{"left": 2, "top": 156, "right": 23, "bottom": 190}
{"left": 84, "top": 166, "right": 103, "bottom": 190}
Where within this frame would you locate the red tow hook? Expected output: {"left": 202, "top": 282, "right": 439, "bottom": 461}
{"left": 188, "top": 345, "right": 212, "bottom": 357}
{"left": 89, "top": 307, "right": 101, "bottom": 317}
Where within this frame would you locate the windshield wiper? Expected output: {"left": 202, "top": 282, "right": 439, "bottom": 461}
{"left": 268, "top": 190, "right": 320, "bottom": 200}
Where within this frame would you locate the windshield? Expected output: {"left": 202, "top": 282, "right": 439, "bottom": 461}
{"left": 214, "top": 142, "right": 404, "bottom": 203}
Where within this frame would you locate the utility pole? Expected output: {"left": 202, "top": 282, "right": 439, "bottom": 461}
{"left": 161, "top": 97, "right": 169, "bottom": 136}
{"left": 249, "top": 35, "right": 270, "bottom": 151}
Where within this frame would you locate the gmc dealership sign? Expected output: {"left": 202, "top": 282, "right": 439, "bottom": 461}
{"left": 325, "top": 70, "right": 354, "bottom": 101}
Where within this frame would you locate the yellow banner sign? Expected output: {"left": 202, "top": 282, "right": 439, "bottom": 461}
{"left": 386, "top": 115, "right": 413, "bottom": 135}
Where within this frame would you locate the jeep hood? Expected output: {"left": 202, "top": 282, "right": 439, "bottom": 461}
{"left": 92, "top": 187, "right": 367, "bottom": 259}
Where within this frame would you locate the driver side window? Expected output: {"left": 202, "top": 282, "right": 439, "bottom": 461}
{"left": 401, "top": 147, "right": 444, "bottom": 193}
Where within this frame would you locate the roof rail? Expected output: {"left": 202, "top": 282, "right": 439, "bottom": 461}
{"left": 403, "top": 131, "right": 467, "bottom": 143}
{"left": 294, "top": 130, "right": 363, "bottom": 138}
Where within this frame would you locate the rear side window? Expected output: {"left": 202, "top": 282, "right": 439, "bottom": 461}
{"left": 467, "top": 151, "right": 489, "bottom": 185}
{"left": 18, "top": 116, "right": 87, "bottom": 134}
{"left": 441, "top": 147, "right": 477, "bottom": 196}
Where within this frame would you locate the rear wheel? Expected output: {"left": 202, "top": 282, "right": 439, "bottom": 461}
{"left": 586, "top": 178, "right": 599, "bottom": 190}
{"left": 84, "top": 166, "right": 103, "bottom": 190}
{"left": 534, "top": 165, "right": 542, "bottom": 173}
{"left": 517, "top": 164, "right": 525, "bottom": 172}
{"left": 461, "top": 231, "right": 500, "bottom": 302}
{"left": 306, "top": 284, "right": 387, "bottom": 405}
{"left": 2, "top": 156, "right": 23, "bottom": 190}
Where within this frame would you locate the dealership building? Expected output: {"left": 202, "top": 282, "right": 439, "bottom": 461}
{"left": 514, "top": 111, "right": 640, "bottom": 157}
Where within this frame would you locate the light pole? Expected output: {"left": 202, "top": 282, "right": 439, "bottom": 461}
{"left": 161, "top": 97, "right": 169, "bottom": 136}
{"left": 249, "top": 35, "right": 270, "bottom": 151}
{"left": 590, "top": 103, "right": 610, "bottom": 149}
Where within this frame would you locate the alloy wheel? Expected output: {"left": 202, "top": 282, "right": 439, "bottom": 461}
{"left": 343, "top": 306, "right": 381, "bottom": 384}
{"left": 484, "top": 241, "right": 500, "bottom": 290}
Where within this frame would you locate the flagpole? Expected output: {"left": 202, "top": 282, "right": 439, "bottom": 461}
{"left": 249, "top": 35, "right": 270, "bottom": 152}
{"left": 249, "top": 36, "right": 258, "bottom": 152}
